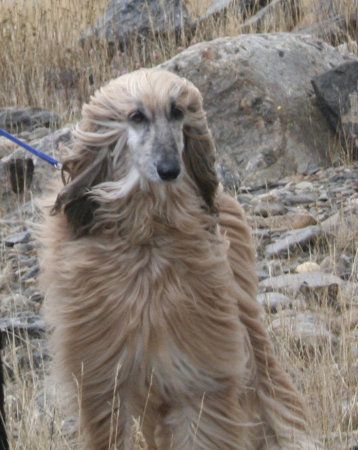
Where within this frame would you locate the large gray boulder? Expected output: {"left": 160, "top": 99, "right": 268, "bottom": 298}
{"left": 84, "top": 0, "right": 190, "bottom": 47}
{"left": 160, "top": 33, "right": 356, "bottom": 186}
{"left": 312, "top": 61, "right": 358, "bottom": 157}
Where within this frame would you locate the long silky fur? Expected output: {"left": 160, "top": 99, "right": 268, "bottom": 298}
{"left": 38, "top": 69, "right": 318, "bottom": 449}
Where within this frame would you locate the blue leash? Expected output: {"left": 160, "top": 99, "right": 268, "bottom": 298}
{"left": 0, "top": 127, "right": 62, "bottom": 170}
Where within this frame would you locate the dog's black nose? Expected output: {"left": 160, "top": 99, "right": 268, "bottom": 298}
{"left": 157, "top": 161, "right": 181, "bottom": 181}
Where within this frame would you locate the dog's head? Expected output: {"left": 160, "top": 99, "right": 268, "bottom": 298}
{"left": 53, "top": 69, "right": 219, "bottom": 235}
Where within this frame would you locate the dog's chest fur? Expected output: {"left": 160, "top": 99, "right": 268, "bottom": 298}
{"left": 43, "top": 188, "right": 252, "bottom": 401}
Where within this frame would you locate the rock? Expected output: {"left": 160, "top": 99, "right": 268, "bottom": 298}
{"left": 282, "top": 192, "right": 317, "bottom": 205}
{"left": 83, "top": 0, "right": 190, "bottom": 48}
{"left": 21, "top": 264, "right": 39, "bottom": 282}
{"left": 295, "top": 181, "right": 314, "bottom": 190}
{"left": 265, "top": 225, "right": 321, "bottom": 256}
{"left": 161, "top": 33, "right": 356, "bottom": 185}
{"left": 4, "top": 231, "right": 32, "bottom": 247}
{"left": 312, "top": 61, "right": 358, "bottom": 157}
{"left": 295, "top": 261, "right": 321, "bottom": 273}
{"left": 265, "top": 204, "right": 358, "bottom": 256}
{"left": 0, "top": 107, "right": 60, "bottom": 133}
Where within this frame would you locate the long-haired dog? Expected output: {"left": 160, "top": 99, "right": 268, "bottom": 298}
{"left": 39, "top": 69, "right": 317, "bottom": 449}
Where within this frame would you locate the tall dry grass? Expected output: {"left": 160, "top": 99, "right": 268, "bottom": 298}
{"left": 0, "top": 0, "right": 358, "bottom": 449}
{"left": 0, "top": 0, "right": 357, "bottom": 120}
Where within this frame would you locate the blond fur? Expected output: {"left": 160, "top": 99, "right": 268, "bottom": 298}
{"left": 39, "top": 69, "right": 317, "bottom": 449}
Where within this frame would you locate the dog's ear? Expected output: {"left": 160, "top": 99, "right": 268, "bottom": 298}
{"left": 51, "top": 147, "right": 110, "bottom": 236}
{"left": 183, "top": 123, "right": 219, "bottom": 215}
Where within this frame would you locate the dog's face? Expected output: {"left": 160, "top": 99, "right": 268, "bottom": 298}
{"left": 54, "top": 69, "right": 219, "bottom": 235}
{"left": 126, "top": 99, "right": 185, "bottom": 184}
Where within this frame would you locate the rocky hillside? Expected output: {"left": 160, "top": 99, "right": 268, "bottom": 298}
{"left": 1, "top": 126, "right": 358, "bottom": 448}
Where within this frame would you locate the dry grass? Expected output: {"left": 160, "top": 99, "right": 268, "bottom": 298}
{"left": 0, "top": 0, "right": 357, "bottom": 120}
{"left": 1, "top": 0, "right": 358, "bottom": 448}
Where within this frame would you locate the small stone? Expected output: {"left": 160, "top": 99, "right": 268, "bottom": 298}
{"left": 295, "top": 181, "right": 314, "bottom": 190}
{"left": 318, "top": 191, "right": 329, "bottom": 202}
{"left": 295, "top": 262, "right": 321, "bottom": 273}
{"left": 4, "top": 231, "right": 31, "bottom": 247}
{"left": 282, "top": 193, "right": 317, "bottom": 206}
{"left": 265, "top": 225, "right": 321, "bottom": 256}
{"left": 21, "top": 264, "right": 39, "bottom": 282}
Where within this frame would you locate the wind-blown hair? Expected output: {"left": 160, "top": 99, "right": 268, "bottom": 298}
{"left": 39, "top": 69, "right": 318, "bottom": 449}
{"left": 52, "top": 70, "right": 218, "bottom": 237}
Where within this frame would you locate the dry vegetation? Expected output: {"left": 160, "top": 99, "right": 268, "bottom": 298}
{"left": 0, "top": 0, "right": 356, "bottom": 119}
{"left": 0, "top": 0, "right": 358, "bottom": 448}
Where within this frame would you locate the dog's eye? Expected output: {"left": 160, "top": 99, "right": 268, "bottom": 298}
{"left": 128, "top": 110, "right": 147, "bottom": 124}
{"left": 170, "top": 104, "right": 184, "bottom": 121}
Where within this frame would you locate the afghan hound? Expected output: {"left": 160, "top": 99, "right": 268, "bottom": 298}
{"left": 39, "top": 69, "right": 317, "bottom": 449}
